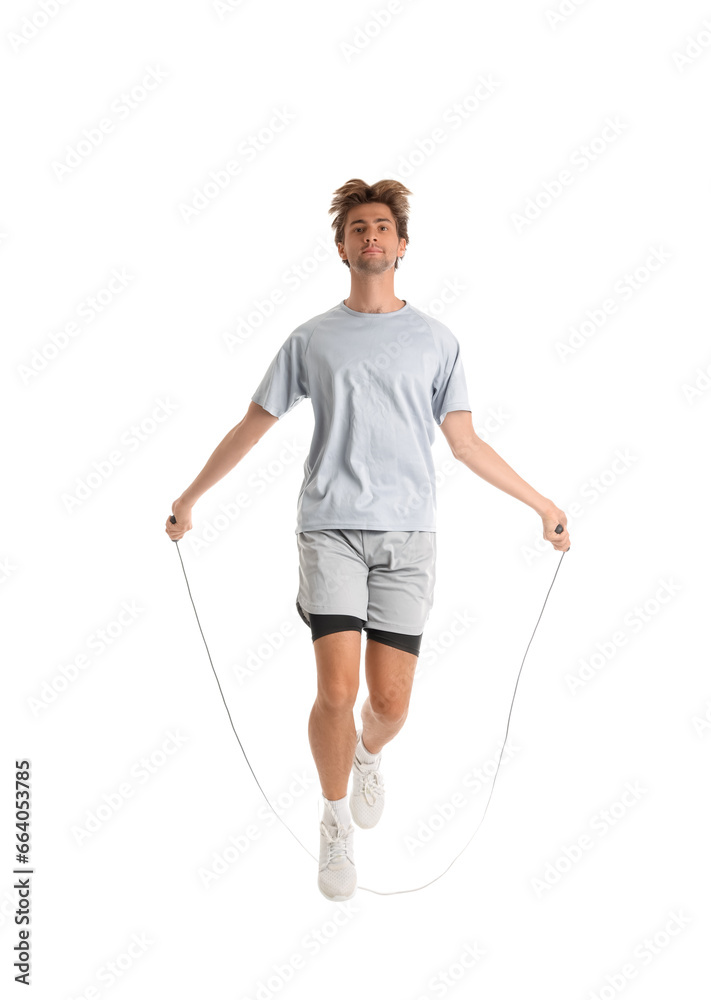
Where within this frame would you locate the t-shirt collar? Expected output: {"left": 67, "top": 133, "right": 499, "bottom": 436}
{"left": 339, "top": 299, "right": 410, "bottom": 317}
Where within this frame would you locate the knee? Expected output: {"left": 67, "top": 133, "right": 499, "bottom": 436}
{"left": 317, "top": 682, "right": 358, "bottom": 714}
{"left": 369, "top": 694, "right": 408, "bottom": 725}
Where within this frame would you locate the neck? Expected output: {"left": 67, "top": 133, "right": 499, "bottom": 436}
{"left": 344, "top": 276, "right": 405, "bottom": 314}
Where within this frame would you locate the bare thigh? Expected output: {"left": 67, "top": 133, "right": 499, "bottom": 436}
{"left": 364, "top": 637, "right": 418, "bottom": 716}
{"left": 312, "top": 630, "right": 362, "bottom": 707}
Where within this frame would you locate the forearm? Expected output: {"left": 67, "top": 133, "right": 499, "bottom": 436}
{"left": 179, "top": 420, "right": 259, "bottom": 507}
{"left": 455, "top": 440, "right": 554, "bottom": 517}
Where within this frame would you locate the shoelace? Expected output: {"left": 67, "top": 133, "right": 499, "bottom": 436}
{"left": 320, "top": 820, "right": 352, "bottom": 865}
{"left": 355, "top": 766, "right": 385, "bottom": 806}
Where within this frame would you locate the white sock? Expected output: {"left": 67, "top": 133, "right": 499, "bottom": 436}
{"left": 356, "top": 730, "right": 380, "bottom": 764}
{"left": 323, "top": 794, "right": 351, "bottom": 829}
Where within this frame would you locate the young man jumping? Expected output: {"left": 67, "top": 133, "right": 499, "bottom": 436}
{"left": 165, "top": 178, "right": 571, "bottom": 902}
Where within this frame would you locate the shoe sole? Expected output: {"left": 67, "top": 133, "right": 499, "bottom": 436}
{"left": 349, "top": 808, "right": 380, "bottom": 830}
{"left": 317, "top": 882, "right": 357, "bottom": 902}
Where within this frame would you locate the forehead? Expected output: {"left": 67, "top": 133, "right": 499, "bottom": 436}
{"left": 344, "top": 203, "right": 393, "bottom": 226}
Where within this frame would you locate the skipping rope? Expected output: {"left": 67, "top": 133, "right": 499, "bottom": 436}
{"left": 169, "top": 515, "right": 569, "bottom": 896}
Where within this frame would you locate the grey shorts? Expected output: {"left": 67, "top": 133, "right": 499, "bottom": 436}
{"left": 296, "top": 529, "right": 437, "bottom": 636}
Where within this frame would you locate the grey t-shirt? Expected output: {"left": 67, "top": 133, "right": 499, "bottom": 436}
{"left": 251, "top": 298, "right": 471, "bottom": 534}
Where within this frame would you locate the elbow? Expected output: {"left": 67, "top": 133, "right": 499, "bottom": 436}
{"left": 453, "top": 435, "right": 484, "bottom": 464}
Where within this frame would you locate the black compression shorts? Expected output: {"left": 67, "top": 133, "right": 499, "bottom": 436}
{"left": 297, "top": 603, "right": 422, "bottom": 657}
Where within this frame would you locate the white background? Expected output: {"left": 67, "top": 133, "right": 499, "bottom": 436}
{"left": 2, "top": 0, "right": 709, "bottom": 997}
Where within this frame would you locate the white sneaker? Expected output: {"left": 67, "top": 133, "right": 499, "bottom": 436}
{"left": 318, "top": 800, "right": 357, "bottom": 902}
{"left": 349, "top": 729, "right": 385, "bottom": 829}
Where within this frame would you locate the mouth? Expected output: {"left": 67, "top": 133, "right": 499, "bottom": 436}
{"left": 363, "top": 249, "right": 383, "bottom": 254}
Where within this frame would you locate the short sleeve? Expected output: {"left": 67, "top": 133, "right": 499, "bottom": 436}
{"left": 251, "top": 326, "right": 311, "bottom": 419}
{"left": 431, "top": 331, "right": 471, "bottom": 426}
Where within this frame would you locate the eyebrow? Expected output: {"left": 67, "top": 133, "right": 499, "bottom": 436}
{"left": 348, "top": 217, "right": 393, "bottom": 226}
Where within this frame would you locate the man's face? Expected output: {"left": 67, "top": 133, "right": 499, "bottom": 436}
{"left": 338, "top": 202, "right": 406, "bottom": 274}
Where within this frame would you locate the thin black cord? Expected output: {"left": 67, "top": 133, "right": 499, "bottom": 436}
{"left": 170, "top": 532, "right": 567, "bottom": 895}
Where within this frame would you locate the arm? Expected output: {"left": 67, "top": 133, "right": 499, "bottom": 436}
{"left": 166, "top": 401, "right": 278, "bottom": 539}
{"left": 439, "top": 410, "right": 570, "bottom": 550}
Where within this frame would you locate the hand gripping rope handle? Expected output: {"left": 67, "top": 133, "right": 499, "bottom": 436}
{"left": 169, "top": 515, "right": 569, "bottom": 896}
